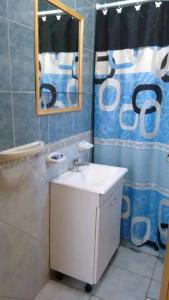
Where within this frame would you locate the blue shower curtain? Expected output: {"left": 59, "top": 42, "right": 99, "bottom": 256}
{"left": 94, "top": 3, "right": 169, "bottom": 253}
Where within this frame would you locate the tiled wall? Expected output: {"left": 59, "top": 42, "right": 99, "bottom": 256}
{"left": 0, "top": 0, "right": 95, "bottom": 151}
{"left": 0, "top": 131, "right": 92, "bottom": 300}
{"left": 0, "top": 0, "right": 96, "bottom": 299}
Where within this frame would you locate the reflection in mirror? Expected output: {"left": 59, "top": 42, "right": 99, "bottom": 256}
{"left": 35, "top": 0, "right": 84, "bottom": 115}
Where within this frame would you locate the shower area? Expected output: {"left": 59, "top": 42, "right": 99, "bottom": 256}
{"left": 94, "top": 0, "right": 169, "bottom": 257}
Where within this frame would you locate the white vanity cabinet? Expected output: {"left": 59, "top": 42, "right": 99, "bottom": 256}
{"left": 95, "top": 183, "right": 123, "bottom": 282}
{"left": 50, "top": 164, "right": 127, "bottom": 288}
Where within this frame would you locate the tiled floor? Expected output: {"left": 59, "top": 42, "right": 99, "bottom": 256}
{"left": 35, "top": 246, "right": 163, "bottom": 300}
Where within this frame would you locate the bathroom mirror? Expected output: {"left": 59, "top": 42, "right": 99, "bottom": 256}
{"left": 34, "top": 0, "right": 84, "bottom": 115}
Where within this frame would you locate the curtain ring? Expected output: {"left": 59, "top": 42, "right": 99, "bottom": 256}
{"left": 135, "top": 0, "right": 141, "bottom": 11}
{"left": 56, "top": 13, "right": 61, "bottom": 20}
{"left": 117, "top": 5, "right": 122, "bottom": 14}
{"left": 42, "top": 15, "right": 46, "bottom": 22}
{"left": 102, "top": 3, "right": 108, "bottom": 15}
{"left": 155, "top": 0, "right": 162, "bottom": 7}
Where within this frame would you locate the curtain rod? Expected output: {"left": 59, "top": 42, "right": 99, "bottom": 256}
{"left": 38, "top": 9, "right": 65, "bottom": 16}
{"left": 96, "top": 0, "right": 166, "bottom": 10}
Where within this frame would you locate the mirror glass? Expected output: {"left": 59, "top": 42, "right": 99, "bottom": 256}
{"left": 35, "top": 0, "right": 84, "bottom": 115}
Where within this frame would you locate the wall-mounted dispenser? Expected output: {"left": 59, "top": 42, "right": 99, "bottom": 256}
{"left": 78, "top": 141, "right": 94, "bottom": 152}
{"left": 46, "top": 152, "right": 66, "bottom": 164}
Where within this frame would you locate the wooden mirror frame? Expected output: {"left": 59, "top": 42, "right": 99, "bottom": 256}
{"left": 34, "top": 0, "right": 84, "bottom": 115}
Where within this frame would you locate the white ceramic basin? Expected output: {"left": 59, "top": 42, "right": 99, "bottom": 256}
{"left": 52, "top": 163, "right": 127, "bottom": 194}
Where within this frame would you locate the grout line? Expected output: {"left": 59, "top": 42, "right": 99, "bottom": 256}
{"left": 11, "top": 91, "right": 35, "bottom": 94}
{"left": 151, "top": 259, "right": 158, "bottom": 281}
{"left": 0, "top": 217, "right": 49, "bottom": 248}
{"left": 0, "top": 15, "right": 8, "bottom": 22}
{"left": 6, "top": 0, "right": 15, "bottom": 148}
{"left": 151, "top": 278, "right": 162, "bottom": 284}
{"left": 8, "top": 18, "right": 33, "bottom": 30}
{"left": 145, "top": 258, "right": 158, "bottom": 299}
{"left": 84, "top": 47, "right": 95, "bottom": 53}
{"left": 0, "top": 91, "right": 35, "bottom": 93}
{"left": 112, "top": 264, "right": 153, "bottom": 281}
{"left": 0, "top": 13, "right": 34, "bottom": 30}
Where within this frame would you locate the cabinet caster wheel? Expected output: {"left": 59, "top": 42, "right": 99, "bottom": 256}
{"left": 56, "top": 272, "right": 64, "bottom": 280}
{"left": 85, "top": 284, "right": 93, "bottom": 293}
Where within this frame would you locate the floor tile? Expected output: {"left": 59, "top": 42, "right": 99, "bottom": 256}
{"left": 112, "top": 246, "right": 156, "bottom": 278}
{"left": 94, "top": 266, "right": 150, "bottom": 300}
{"left": 153, "top": 259, "right": 163, "bottom": 282}
{"left": 147, "top": 280, "right": 161, "bottom": 300}
{"left": 35, "top": 280, "right": 90, "bottom": 300}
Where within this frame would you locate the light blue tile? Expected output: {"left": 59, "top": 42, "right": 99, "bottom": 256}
{"left": 76, "top": 0, "right": 94, "bottom": 8}
{"left": 78, "top": 93, "right": 92, "bottom": 133}
{"left": 82, "top": 49, "right": 94, "bottom": 94}
{"left": 0, "top": 93, "right": 13, "bottom": 151}
{"left": 39, "top": 115, "right": 49, "bottom": 144}
{"left": 94, "top": 266, "right": 150, "bottom": 300}
{"left": 49, "top": 111, "right": 74, "bottom": 143}
{"left": 38, "top": 0, "right": 49, "bottom": 11}
{"left": 0, "top": 0, "right": 7, "bottom": 18}
{"left": 8, "top": 0, "right": 34, "bottom": 28}
{"left": 61, "top": 0, "right": 76, "bottom": 9}
{"left": 77, "top": 8, "right": 95, "bottom": 50}
{"left": 13, "top": 93, "right": 39, "bottom": 146}
{"left": 0, "top": 18, "right": 11, "bottom": 91}
{"left": 112, "top": 246, "right": 157, "bottom": 278}
{"left": 9, "top": 22, "right": 34, "bottom": 92}
{"left": 74, "top": 110, "right": 79, "bottom": 135}
{"left": 47, "top": 2, "right": 58, "bottom": 10}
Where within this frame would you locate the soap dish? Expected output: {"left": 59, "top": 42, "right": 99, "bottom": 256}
{"left": 47, "top": 152, "right": 66, "bottom": 164}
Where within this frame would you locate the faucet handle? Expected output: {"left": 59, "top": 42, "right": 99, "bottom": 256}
{"left": 73, "top": 158, "right": 80, "bottom": 166}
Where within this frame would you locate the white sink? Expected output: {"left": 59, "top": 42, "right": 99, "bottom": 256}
{"left": 52, "top": 163, "right": 127, "bottom": 194}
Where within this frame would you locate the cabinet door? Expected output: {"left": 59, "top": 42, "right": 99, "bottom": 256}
{"left": 95, "top": 187, "right": 122, "bottom": 283}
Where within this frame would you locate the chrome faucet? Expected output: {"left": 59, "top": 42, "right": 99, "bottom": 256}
{"left": 71, "top": 158, "right": 89, "bottom": 172}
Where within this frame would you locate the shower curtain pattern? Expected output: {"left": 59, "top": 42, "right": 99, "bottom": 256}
{"left": 39, "top": 52, "right": 78, "bottom": 109}
{"left": 94, "top": 4, "right": 169, "bottom": 252}
{"left": 39, "top": 15, "right": 79, "bottom": 109}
